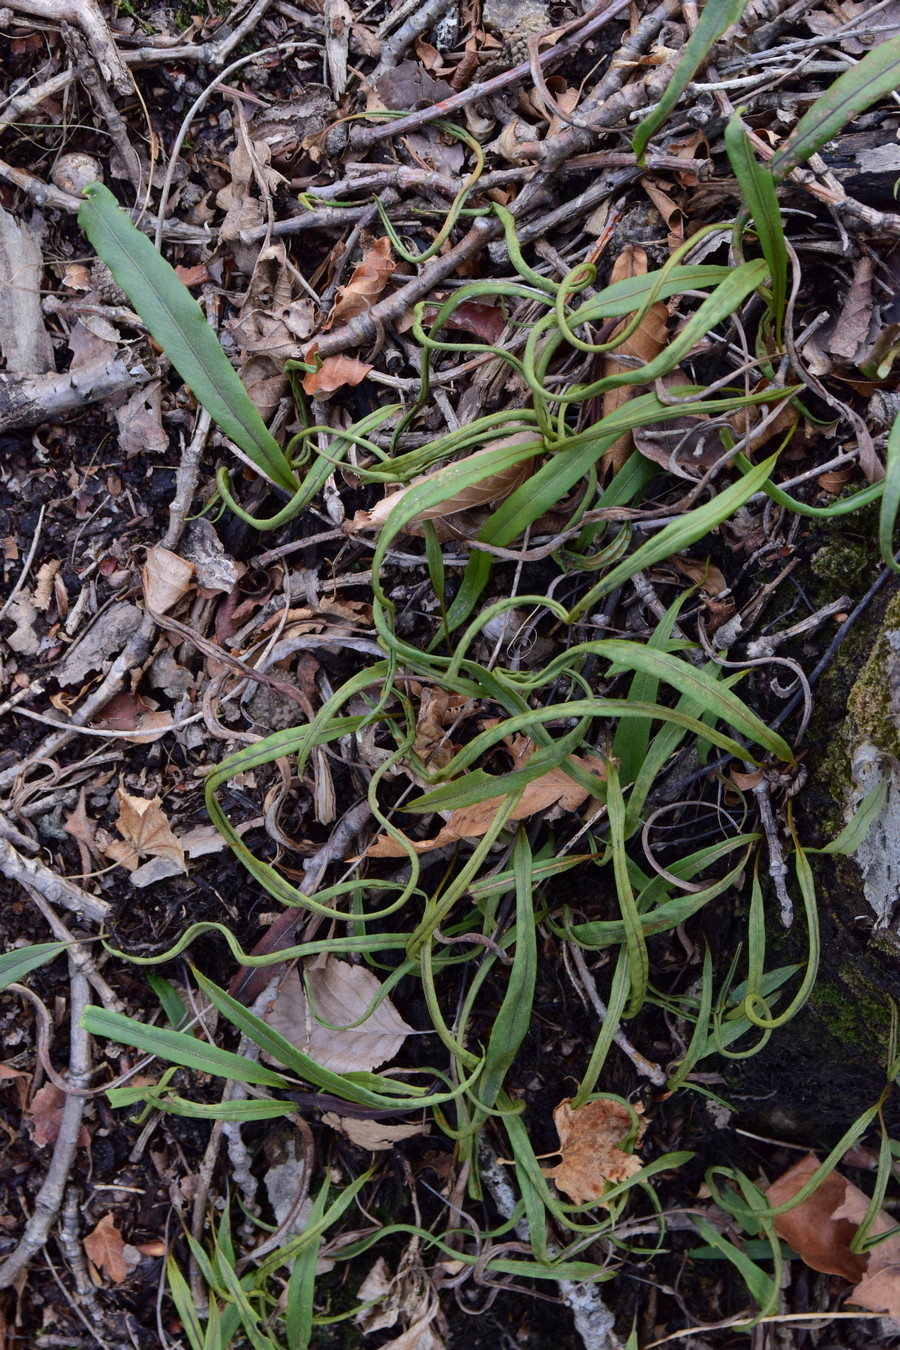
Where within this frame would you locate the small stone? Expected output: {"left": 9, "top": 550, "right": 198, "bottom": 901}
{"left": 52, "top": 153, "right": 103, "bottom": 196}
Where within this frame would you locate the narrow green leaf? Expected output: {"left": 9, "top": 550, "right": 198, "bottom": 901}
{"left": 81, "top": 1006, "right": 290, "bottom": 1088}
{"left": 607, "top": 762, "right": 648, "bottom": 1017}
{"left": 595, "top": 641, "right": 794, "bottom": 762}
{"left": 0, "top": 942, "right": 67, "bottom": 991}
{"left": 476, "top": 830, "right": 537, "bottom": 1109}
{"left": 880, "top": 411, "right": 900, "bottom": 571}
{"left": 588, "top": 264, "right": 736, "bottom": 317}
{"left": 725, "top": 116, "right": 787, "bottom": 329}
{"left": 78, "top": 183, "right": 298, "bottom": 492}
{"left": 770, "top": 36, "right": 900, "bottom": 181}
{"left": 814, "top": 779, "right": 889, "bottom": 857}
{"left": 631, "top": 0, "right": 749, "bottom": 161}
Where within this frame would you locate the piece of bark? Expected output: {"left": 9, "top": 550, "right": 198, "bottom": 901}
{"left": 0, "top": 351, "right": 152, "bottom": 432}
{"left": 0, "top": 207, "right": 54, "bottom": 373}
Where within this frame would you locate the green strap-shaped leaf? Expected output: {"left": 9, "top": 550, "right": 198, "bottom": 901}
{"left": 631, "top": 0, "right": 749, "bottom": 162}
{"left": 770, "top": 35, "right": 900, "bottom": 181}
{"left": 0, "top": 941, "right": 68, "bottom": 991}
{"left": 78, "top": 183, "right": 298, "bottom": 493}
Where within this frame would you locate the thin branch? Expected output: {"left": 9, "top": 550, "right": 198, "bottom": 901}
{"left": 0, "top": 960, "right": 92, "bottom": 1288}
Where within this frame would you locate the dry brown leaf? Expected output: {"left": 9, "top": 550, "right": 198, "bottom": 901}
{"left": 828, "top": 254, "right": 874, "bottom": 363}
{"left": 543, "top": 1097, "right": 647, "bottom": 1205}
{"left": 424, "top": 299, "right": 506, "bottom": 346}
{"left": 600, "top": 246, "right": 669, "bottom": 477}
{"left": 142, "top": 546, "right": 194, "bottom": 615}
{"left": 664, "top": 554, "right": 727, "bottom": 595}
{"left": 90, "top": 692, "right": 174, "bottom": 743}
{"left": 767, "top": 1154, "right": 873, "bottom": 1281}
{"left": 106, "top": 787, "right": 186, "bottom": 873}
{"left": 321, "top": 1113, "right": 426, "bottom": 1150}
{"left": 83, "top": 1213, "right": 130, "bottom": 1284}
{"left": 726, "top": 379, "right": 797, "bottom": 454}
{"left": 355, "top": 1243, "right": 444, "bottom": 1349}
{"left": 33, "top": 559, "right": 60, "bottom": 612}
{"left": 351, "top": 433, "right": 539, "bottom": 534}
{"left": 302, "top": 352, "right": 373, "bottom": 397}
{"left": 0, "top": 1062, "right": 30, "bottom": 1111}
{"left": 364, "top": 751, "right": 606, "bottom": 857}
{"left": 115, "top": 381, "right": 170, "bottom": 458}
{"left": 264, "top": 957, "right": 413, "bottom": 1073}
{"left": 412, "top": 685, "right": 468, "bottom": 770}
{"left": 328, "top": 236, "right": 396, "bottom": 328}
{"left": 27, "top": 1083, "right": 90, "bottom": 1150}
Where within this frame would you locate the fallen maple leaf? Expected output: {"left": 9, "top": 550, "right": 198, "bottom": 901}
{"left": 84, "top": 1213, "right": 131, "bottom": 1284}
{"left": 264, "top": 956, "right": 413, "bottom": 1074}
{"left": 105, "top": 787, "right": 186, "bottom": 873}
{"left": 543, "top": 1097, "right": 647, "bottom": 1205}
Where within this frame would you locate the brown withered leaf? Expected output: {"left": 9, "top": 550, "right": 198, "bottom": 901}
{"left": 423, "top": 298, "right": 506, "bottom": 345}
{"left": 27, "top": 1083, "right": 90, "bottom": 1150}
{"left": 142, "top": 546, "right": 194, "bottom": 615}
{"left": 543, "top": 1098, "right": 647, "bottom": 1205}
{"left": 302, "top": 352, "right": 373, "bottom": 398}
{"left": 828, "top": 254, "right": 874, "bottom": 363}
{"left": 767, "top": 1154, "right": 873, "bottom": 1282}
{"left": 264, "top": 957, "right": 413, "bottom": 1074}
{"left": 0, "top": 1062, "right": 30, "bottom": 1111}
{"left": 663, "top": 554, "right": 727, "bottom": 596}
{"left": 106, "top": 787, "right": 186, "bottom": 873}
{"left": 726, "top": 380, "right": 797, "bottom": 454}
{"left": 84, "top": 1213, "right": 131, "bottom": 1284}
{"left": 601, "top": 246, "right": 668, "bottom": 477}
{"left": 364, "top": 750, "right": 606, "bottom": 858}
{"left": 413, "top": 685, "right": 469, "bottom": 770}
{"left": 351, "top": 433, "right": 539, "bottom": 534}
{"left": 321, "top": 1114, "right": 426, "bottom": 1151}
{"left": 327, "top": 236, "right": 396, "bottom": 328}
{"left": 766, "top": 1152, "right": 900, "bottom": 1315}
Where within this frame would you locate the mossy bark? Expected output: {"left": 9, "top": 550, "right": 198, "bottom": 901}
{"left": 728, "top": 578, "right": 900, "bottom": 1144}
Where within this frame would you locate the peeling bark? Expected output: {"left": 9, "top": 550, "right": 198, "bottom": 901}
{"left": 0, "top": 351, "right": 152, "bottom": 432}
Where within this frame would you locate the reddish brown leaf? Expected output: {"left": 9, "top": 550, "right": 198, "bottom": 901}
{"left": 429, "top": 299, "right": 506, "bottom": 346}
{"left": 84, "top": 1213, "right": 130, "bottom": 1284}
{"left": 766, "top": 1154, "right": 872, "bottom": 1282}
{"left": 302, "top": 352, "right": 373, "bottom": 397}
{"left": 174, "top": 263, "right": 210, "bottom": 287}
{"left": 327, "top": 236, "right": 396, "bottom": 328}
{"left": 26, "top": 1083, "right": 90, "bottom": 1150}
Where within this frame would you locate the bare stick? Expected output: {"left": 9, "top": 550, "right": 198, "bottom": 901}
{"left": 0, "top": 834, "right": 109, "bottom": 925}
{"left": 0, "top": 961, "right": 92, "bottom": 1288}
{"left": 163, "top": 408, "right": 212, "bottom": 550}
{"left": 0, "top": 350, "right": 152, "bottom": 433}
{"left": 568, "top": 944, "right": 667, "bottom": 1087}
{"left": 370, "top": 0, "right": 455, "bottom": 79}
{"left": 0, "top": 613, "right": 157, "bottom": 794}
